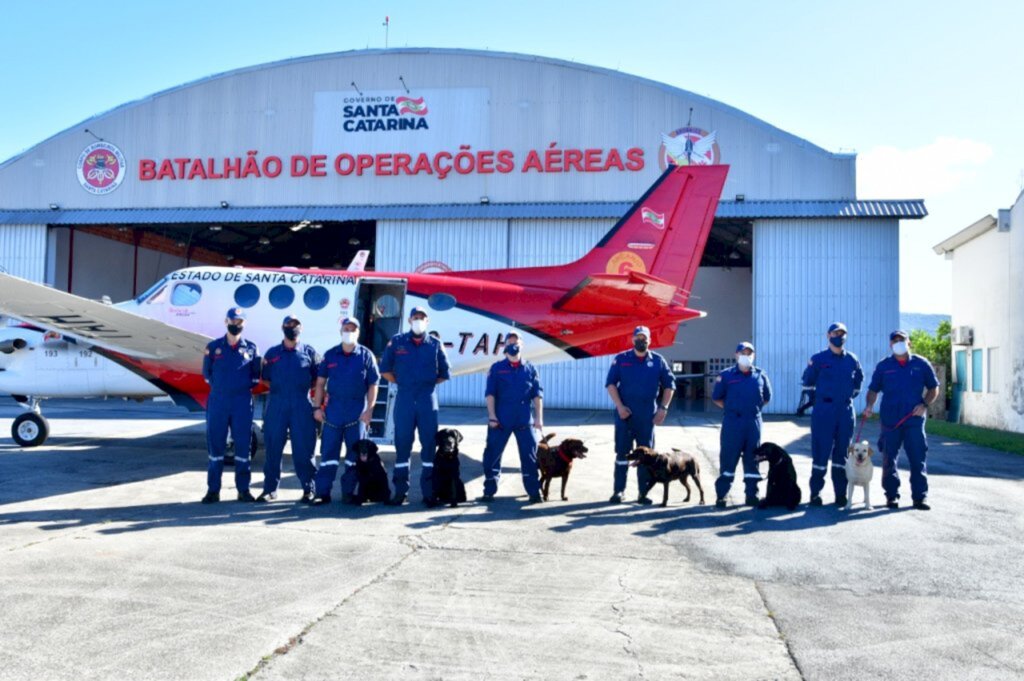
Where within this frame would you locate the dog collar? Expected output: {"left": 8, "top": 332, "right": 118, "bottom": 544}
{"left": 557, "top": 447, "right": 573, "bottom": 464}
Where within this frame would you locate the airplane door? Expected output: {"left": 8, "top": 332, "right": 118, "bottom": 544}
{"left": 353, "top": 279, "right": 407, "bottom": 442}
{"left": 354, "top": 279, "right": 407, "bottom": 358}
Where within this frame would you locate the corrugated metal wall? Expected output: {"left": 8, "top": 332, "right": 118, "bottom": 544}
{"left": 0, "top": 224, "right": 46, "bottom": 281}
{"left": 753, "top": 218, "right": 899, "bottom": 414}
{"left": 378, "top": 217, "right": 619, "bottom": 409}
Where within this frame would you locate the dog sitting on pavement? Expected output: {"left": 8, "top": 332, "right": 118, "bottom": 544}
{"left": 536, "top": 433, "right": 588, "bottom": 501}
{"left": 432, "top": 428, "right": 467, "bottom": 507}
{"left": 754, "top": 442, "right": 802, "bottom": 511}
{"left": 351, "top": 439, "right": 391, "bottom": 504}
{"left": 626, "top": 446, "right": 705, "bottom": 507}
{"left": 844, "top": 439, "right": 875, "bottom": 510}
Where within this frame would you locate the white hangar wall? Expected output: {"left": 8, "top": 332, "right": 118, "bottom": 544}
{"left": 753, "top": 218, "right": 899, "bottom": 415}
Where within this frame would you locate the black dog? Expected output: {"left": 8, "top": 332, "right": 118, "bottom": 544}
{"left": 755, "top": 442, "right": 802, "bottom": 510}
{"left": 626, "top": 446, "right": 705, "bottom": 507}
{"left": 351, "top": 439, "right": 391, "bottom": 504}
{"left": 432, "top": 428, "right": 467, "bottom": 507}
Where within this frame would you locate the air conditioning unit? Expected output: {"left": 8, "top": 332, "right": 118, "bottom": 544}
{"left": 951, "top": 326, "right": 974, "bottom": 346}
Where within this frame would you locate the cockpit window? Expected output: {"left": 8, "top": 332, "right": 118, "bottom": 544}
{"left": 135, "top": 276, "right": 169, "bottom": 304}
{"left": 170, "top": 282, "right": 202, "bottom": 307}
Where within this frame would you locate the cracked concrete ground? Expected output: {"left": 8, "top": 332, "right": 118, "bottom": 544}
{"left": 1, "top": 400, "right": 1022, "bottom": 680}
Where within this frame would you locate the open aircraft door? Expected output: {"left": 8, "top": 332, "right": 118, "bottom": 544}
{"left": 353, "top": 278, "right": 407, "bottom": 444}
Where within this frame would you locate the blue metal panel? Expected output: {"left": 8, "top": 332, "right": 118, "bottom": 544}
{"left": 0, "top": 199, "right": 927, "bottom": 225}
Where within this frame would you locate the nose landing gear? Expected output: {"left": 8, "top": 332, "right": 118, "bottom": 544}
{"left": 11, "top": 398, "right": 49, "bottom": 447}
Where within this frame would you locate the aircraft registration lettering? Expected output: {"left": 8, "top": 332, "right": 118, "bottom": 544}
{"left": 35, "top": 314, "right": 131, "bottom": 339}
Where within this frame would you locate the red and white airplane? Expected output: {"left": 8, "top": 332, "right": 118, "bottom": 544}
{"left": 0, "top": 164, "right": 727, "bottom": 447}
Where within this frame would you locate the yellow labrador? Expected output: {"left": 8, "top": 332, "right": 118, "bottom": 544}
{"left": 844, "top": 440, "right": 874, "bottom": 510}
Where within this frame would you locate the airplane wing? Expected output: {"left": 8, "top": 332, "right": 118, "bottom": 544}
{"left": 346, "top": 250, "right": 370, "bottom": 272}
{"left": 0, "top": 273, "right": 210, "bottom": 368}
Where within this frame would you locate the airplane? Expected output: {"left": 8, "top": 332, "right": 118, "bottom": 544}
{"left": 0, "top": 164, "right": 728, "bottom": 448}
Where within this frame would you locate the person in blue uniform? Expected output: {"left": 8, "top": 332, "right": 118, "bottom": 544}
{"left": 257, "top": 315, "right": 319, "bottom": 503}
{"left": 802, "top": 322, "right": 864, "bottom": 506}
{"left": 605, "top": 326, "right": 676, "bottom": 504}
{"left": 862, "top": 330, "right": 940, "bottom": 510}
{"left": 311, "top": 317, "right": 380, "bottom": 504}
{"left": 479, "top": 330, "right": 545, "bottom": 503}
{"left": 712, "top": 342, "right": 772, "bottom": 508}
{"left": 379, "top": 306, "right": 451, "bottom": 507}
{"left": 201, "top": 307, "right": 260, "bottom": 503}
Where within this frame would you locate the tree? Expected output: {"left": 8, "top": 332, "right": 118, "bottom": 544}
{"left": 910, "top": 320, "right": 952, "bottom": 402}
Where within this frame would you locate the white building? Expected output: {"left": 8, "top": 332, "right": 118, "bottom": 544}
{"left": 933, "top": 192, "right": 1024, "bottom": 432}
{"left": 0, "top": 48, "right": 926, "bottom": 411}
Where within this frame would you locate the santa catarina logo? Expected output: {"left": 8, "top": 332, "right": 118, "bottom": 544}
{"left": 76, "top": 142, "right": 126, "bottom": 194}
{"left": 342, "top": 95, "right": 430, "bottom": 132}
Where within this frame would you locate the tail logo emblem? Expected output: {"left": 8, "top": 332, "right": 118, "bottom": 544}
{"left": 606, "top": 251, "right": 646, "bottom": 275}
{"left": 641, "top": 207, "right": 665, "bottom": 230}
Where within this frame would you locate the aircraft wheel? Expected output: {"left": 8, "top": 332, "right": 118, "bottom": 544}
{"left": 12, "top": 412, "right": 49, "bottom": 447}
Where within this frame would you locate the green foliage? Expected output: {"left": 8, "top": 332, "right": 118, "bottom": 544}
{"left": 910, "top": 320, "right": 952, "bottom": 401}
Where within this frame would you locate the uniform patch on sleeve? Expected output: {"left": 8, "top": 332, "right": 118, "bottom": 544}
{"left": 808, "top": 359, "right": 814, "bottom": 365}
{"left": 715, "top": 376, "right": 722, "bottom": 383}
{"left": 204, "top": 348, "right": 210, "bottom": 356}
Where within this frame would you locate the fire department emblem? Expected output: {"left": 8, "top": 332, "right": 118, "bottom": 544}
{"left": 76, "top": 142, "right": 126, "bottom": 195}
{"left": 659, "top": 127, "right": 720, "bottom": 169}
{"left": 606, "top": 251, "right": 646, "bottom": 275}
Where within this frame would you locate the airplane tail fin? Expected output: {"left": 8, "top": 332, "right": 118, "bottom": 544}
{"left": 452, "top": 164, "right": 727, "bottom": 306}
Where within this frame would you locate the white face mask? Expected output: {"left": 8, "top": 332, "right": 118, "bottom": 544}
{"left": 892, "top": 341, "right": 909, "bottom": 356}
{"left": 736, "top": 354, "right": 754, "bottom": 369}
{"left": 341, "top": 331, "right": 358, "bottom": 346}
{"left": 410, "top": 319, "right": 428, "bottom": 335}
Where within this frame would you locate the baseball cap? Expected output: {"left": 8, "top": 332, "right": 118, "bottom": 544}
{"left": 226, "top": 307, "right": 247, "bottom": 321}
{"left": 409, "top": 306, "right": 428, "bottom": 319}
{"left": 282, "top": 315, "right": 301, "bottom": 326}
{"left": 633, "top": 325, "right": 651, "bottom": 338}
{"left": 889, "top": 330, "right": 909, "bottom": 341}
{"left": 736, "top": 341, "right": 755, "bottom": 353}
{"left": 341, "top": 317, "right": 361, "bottom": 329}
{"left": 828, "top": 322, "right": 847, "bottom": 334}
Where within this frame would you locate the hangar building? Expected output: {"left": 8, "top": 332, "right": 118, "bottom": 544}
{"left": 0, "top": 48, "right": 926, "bottom": 411}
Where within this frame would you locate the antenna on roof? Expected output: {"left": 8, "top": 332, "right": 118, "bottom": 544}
{"left": 383, "top": 15, "right": 389, "bottom": 48}
{"left": 83, "top": 128, "right": 104, "bottom": 142}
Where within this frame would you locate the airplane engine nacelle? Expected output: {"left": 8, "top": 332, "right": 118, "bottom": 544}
{"left": 0, "top": 337, "right": 28, "bottom": 353}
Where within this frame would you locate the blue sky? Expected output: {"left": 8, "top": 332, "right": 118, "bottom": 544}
{"left": 2, "top": 1, "right": 1021, "bottom": 313}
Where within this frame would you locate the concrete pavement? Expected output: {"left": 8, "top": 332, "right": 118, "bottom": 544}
{"left": 0, "top": 400, "right": 1021, "bottom": 680}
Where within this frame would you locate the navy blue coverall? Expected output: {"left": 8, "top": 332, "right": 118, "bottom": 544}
{"left": 605, "top": 349, "right": 676, "bottom": 496}
{"left": 261, "top": 342, "right": 319, "bottom": 496}
{"left": 868, "top": 355, "right": 938, "bottom": 502}
{"left": 379, "top": 332, "right": 451, "bottom": 499}
{"left": 802, "top": 349, "right": 864, "bottom": 500}
{"left": 313, "top": 344, "right": 380, "bottom": 498}
{"left": 713, "top": 366, "right": 772, "bottom": 500}
{"left": 203, "top": 336, "right": 260, "bottom": 494}
{"left": 481, "top": 358, "right": 544, "bottom": 497}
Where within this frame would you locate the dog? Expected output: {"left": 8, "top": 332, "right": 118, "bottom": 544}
{"left": 536, "top": 433, "right": 588, "bottom": 501}
{"left": 754, "top": 442, "right": 802, "bottom": 511}
{"left": 626, "top": 446, "right": 705, "bottom": 507}
{"left": 432, "top": 428, "right": 467, "bottom": 507}
{"left": 844, "top": 439, "right": 875, "bottom": 510}
{"left": 352, "top": 439, "right": 391, "bottom": 504}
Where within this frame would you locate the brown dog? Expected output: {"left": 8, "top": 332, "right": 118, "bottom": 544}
{"left": 626, "top": 446, "right": 705, "bottom": 507}
{"left": 536, "top": 433, "right": 588, "bottom": 501}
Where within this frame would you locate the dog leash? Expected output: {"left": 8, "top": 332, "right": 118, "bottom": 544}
{"left": 322, "top": 419, "right": 361, "bottom": 431}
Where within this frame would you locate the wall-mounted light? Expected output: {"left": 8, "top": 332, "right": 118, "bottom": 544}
{"left": 220, "top": 200, "right": 229, "bottom": 208}
{"left": 348, "top": 237, "right": 360, "bottom": 246}
{"left": 480, "top": 196, "right": 490, "bottom": 204}
{"left": 208, "top": 225, "right": 223, "bottom": 232}
{"left": 258, "top": 236, "right": 271, "bottom": 245}
{"left": 310, "top": 223, "right": 323, "bottom": 230}
{"left": 290, "top": 220, "right": 311, "bottom": 233}
{"left": 734, "top": 194, "right": 745, "bottom": 202}
{"left": 728, "top": 249, "right": 742, "bottom": 260}
{"left": 49, "top": 203, "right": 59, "bottom": 210}
{"left": 301, "top": 253, "right": 312, "bottom": 260}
